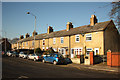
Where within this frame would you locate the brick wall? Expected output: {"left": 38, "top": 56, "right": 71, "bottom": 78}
{"left": 107, "top": 51, "right": 120, "bottom": 67}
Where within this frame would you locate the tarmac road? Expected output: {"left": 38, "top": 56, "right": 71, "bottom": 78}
{"left": 2, "top": 56, "right": 119, "bottom": 79}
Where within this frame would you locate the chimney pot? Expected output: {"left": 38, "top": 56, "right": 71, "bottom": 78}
{"left": 47, "top": 26, "right": 53, "bottom": 34}
{"left": 25, "top": 33, "right": 30, "bottom": 38}
{"left": 20, "top": 35, "right": 24, "bottom": 39}
{"left": 66, "top": 22, "right": 73, "bottom": 31}
{"left": 32, "top": 30, "right": 38, "bottom": 36}
{"left": 90, "top": 15, "right": 98, "bottom": 26}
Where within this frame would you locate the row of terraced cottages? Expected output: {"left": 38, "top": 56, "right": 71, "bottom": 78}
{"left": 12, "top": 15, "right": 120, "bottom": 58}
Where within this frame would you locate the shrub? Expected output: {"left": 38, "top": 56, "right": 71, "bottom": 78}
{"left": 46, "top": 47, "right": 55, "bottom": 53}
{"left": 35, "top": 48, "right": 42, "bottom": 53}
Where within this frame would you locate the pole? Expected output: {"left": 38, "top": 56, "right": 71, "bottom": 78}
{"left": 34, "top": 16, "right": 36, "bottom": 55}
{"left": 5, "top": 31, "right": 6, "bottom": 52}
{"left": 27, "top": 12, "right": 36, "bottom": 55}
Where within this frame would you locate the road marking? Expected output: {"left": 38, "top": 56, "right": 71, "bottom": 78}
{"left": 88, "top": 67, "right": 116, "bottom": 72}
{"left": 18, "top": 76, "right": 29, "bottom": 78}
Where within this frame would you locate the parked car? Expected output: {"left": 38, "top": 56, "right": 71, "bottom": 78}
{"left": 42, "top": 53, "right": 67, "bottom": 65}
{"left": 27, "top": 53, "right": 43, "bottom": 61}
{"left": 64, "top": 58, "right": 72, "bottom": 64}
{"left": 19, "top": 52, "right": 28, "bottom": 59}
{"left": 7, "top": 51, "right": 13, "bottom": 56}
{"left": 11, "top": 51, "right": 19, "bottom": 57}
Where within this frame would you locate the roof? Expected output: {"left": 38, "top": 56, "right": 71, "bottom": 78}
{"left": 17, "top": 20, "right": 112, "bottom": 43}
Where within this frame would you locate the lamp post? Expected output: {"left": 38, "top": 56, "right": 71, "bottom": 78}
{"left": 27, "top": 12, "right": 36, "bottom": 54}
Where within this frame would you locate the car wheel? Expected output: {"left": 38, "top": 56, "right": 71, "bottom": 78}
{"left": 34, "top": 58, "right": 36, "bottom": 61}
{"left": 53, "top": 61, "right": 57, "bottom": 65}
{"left": 42, "top": 59, "right": 45, "bottom": 63}
{"left": 27, "top": 57, "right": 30, "bottom": 60}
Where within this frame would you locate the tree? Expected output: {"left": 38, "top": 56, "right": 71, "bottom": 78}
{"left": 35, "top": 48, "right": 42, "bottom": 53}
{"left": 46, "top": 47, "right": 55, "bottom": 53}
{"left": 109, "top": 1, "right": 120, "bottom": 33}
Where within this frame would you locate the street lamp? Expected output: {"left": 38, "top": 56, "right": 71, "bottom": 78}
{"left": 27, "top": 12, "right": 36, "bottom": 54}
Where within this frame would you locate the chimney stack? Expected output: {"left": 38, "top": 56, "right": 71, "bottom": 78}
{"left": 66, "top": 22, "right": 73, "bottom": 31}
{"left": 90, "top": 15, "right": 98, "bottom": 26}
{"left": 32, "top": 30, "right": 38, "bottom": 36}
{"left": 20, "top": 35, "right": 24, "bottom": 39}
{"left": 25, "top": 33, "right": 30, "bottom": 38}
{"left": 47, "top": 26, "right": 53, "bottom": 34}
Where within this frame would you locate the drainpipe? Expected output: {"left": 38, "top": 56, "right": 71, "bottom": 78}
{"left": 69, "top": 35, "right": 71, "bottom": 58}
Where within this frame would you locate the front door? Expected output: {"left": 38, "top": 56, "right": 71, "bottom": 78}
{"left": 94, "top": 48, "right": 99, "bottom": 55}
{"left": 71, "top": 49, "right": 74, "bottom": 58}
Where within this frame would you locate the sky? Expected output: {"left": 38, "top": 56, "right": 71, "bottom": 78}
{"left": 2, "top": 2, "right": 113, "bottom": 39}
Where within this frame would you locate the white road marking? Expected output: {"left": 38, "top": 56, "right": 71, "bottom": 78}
{"left": 18, "top": 75, "right": 29, "bottom": 78}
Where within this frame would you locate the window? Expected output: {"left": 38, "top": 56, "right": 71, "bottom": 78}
{"left": 46, "top": 47, "right": 48, "bottom": 50}
{"left": 43, "top": 39, "right": 45, "bottom": 46}
{"left": 86, "top": 34, "right": 92, "bottom": 41}
{"left": 17, "top": 43, "right": 18, "bottom": 49}
{"left": 42, "top": 47, "right": 45, "bottom": 51}
{"left": 53, "top": 48, "right": 57, "bottom": 52}
{"left": 26, "top": 42, "right": 28, "bottom": 46}
{"left": 75, "top": 34, "right": 80, "bottom": 42}
{"left": 32, "top": 41, "right": 34, "bottom": 46}
{"left": 61, "top": 37, "right": 64, "bottom": 44}
{"left": 86, "top": 48, "right": 92, "bottom": 55}
{"left": 53, "top": 38, "right": 56, "bottom": 44}
{"left": 23, "top": 42, "right": 25, "bottom": 47}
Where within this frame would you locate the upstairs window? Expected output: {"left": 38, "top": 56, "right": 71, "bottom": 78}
{"left": 32, "top": 41, "right": 34, "bottom": 46}
{"left": 53, "top": 38, "right": 56, "bottom": 44}
{"left": 23, "top": 42, "right": 25, "bottom": 47}
{"left": 75, "top": 34, "right": 80, "bottom": 42}
{"left": 61, "top": 37, "right": 64, "bottom": 44}
{"left": 26, "top": 42, "right": 28, "bottom": 46}
{"left": 43, "top": 39, "right": 45, "bottom": 46}
{"left": 86, "top": 34, "right": 92, "bottom": 41}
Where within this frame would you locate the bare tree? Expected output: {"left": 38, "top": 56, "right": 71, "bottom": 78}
{"left": 109, "top": 0, "right": 120, "bottom": 33}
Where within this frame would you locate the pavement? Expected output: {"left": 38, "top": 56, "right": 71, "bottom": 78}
{"left": 67, "top": 62, "right": 120, "bottom": 73}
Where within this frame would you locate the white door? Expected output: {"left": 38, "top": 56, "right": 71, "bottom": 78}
{"left": 71, "top": 49, "right": 74, "bottom": 58}
{"left": 61, "top": 48, "right": 65, "bottom": 57}
{"left": 94, "top": 48, "right": 99, "bottom": 55}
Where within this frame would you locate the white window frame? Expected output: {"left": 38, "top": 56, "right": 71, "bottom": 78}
{"left": 75, "top": 34, "right": 80, "bottom": 42}
{"left": 26, "top": 42, "right": 28, "bottom": 46}
{"left": 53, "top": 38, "right": 56, "bottom": 44}
{"left": 53, "top": 48, "right": 57, "bottom": 52}
{"left": 32, "top": 41, "right": 34, "bottom": 46}
{"left": 61, "top": 37, "right": 64, "bottom": 44}
{"left": 43, "top": 39, "right": 45, "bottom": 46}
{"left": 86, "top": 34, "right": 92, "bottom": 41}
{"left": 42, "top": 47, "right": 45, "bottom": 51}
{"left": 46, "top": 47, "right": 48, "bottom": 50}
{"left": 17, "top": 43, "right": 18, "bottom": 49}
{"left": 86, "top": 48, "right": 92, "bottom": 55}
{"left": 23, "top": 42, "right": 25, "bottom": 47}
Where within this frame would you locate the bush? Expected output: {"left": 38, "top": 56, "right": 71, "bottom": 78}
{"left": 46, "top": 47, "right": 55, "bottom": 53}
{"left": 35, "top": 48, "right": 42, "bottom": 53}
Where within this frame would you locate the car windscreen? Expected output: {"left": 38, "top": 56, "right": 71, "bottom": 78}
{"left": 20, "top": 52, "right": 24, "bottom": 54}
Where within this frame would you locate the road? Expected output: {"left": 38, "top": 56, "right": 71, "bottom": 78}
{"left": 2, "top": 56, "right": 119, "bottom": 79}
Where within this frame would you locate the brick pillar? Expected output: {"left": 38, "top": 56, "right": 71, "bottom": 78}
{"left": 90, "top": 51, "right": 94, "bottom": 65}
{"left": 107, "top": 51, "right": 112, "bottom": 66}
